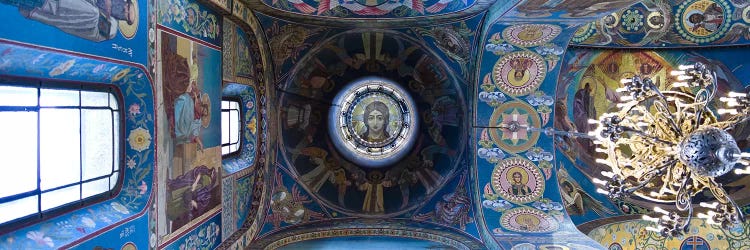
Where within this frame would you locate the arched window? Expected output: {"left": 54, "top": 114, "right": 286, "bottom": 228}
{"left": 0, "top": 81, "right": 122, "bottom": 230}
{"left": 221, "top": 98, "right": 241, "bottom": 155}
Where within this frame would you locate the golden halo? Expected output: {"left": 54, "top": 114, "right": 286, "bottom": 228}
{"left": 507, "top": 69, "right": 531, "bottom": 87}
{"left": 118, "top": 0, "right": 139, "bottom": 39}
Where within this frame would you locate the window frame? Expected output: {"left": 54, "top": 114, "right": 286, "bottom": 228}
{"left": 221, "top": 96, "right": 243, "bottom": 158}
{"left": 0, "top": 77, "right": 125, "bottom": 234}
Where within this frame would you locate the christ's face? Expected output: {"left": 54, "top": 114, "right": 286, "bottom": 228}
{"left": 367, "top": 110, "right": 385, "bottom": 134}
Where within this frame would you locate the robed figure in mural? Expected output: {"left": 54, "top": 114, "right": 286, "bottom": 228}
{"left": 508, "top": 171, "right": 532, "bottom": 196}
{"left": 160, "top": 33, "right": 217, "bottom": 232}
{"left": 1, "top": 0, "right": 137, "bottom": 42}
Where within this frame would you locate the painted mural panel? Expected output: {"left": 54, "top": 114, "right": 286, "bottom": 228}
{"left": 0, "top": 39, "right": 154, "bottom": 250}
{"left": 572, "top": 0, "right": 750, "bottom": 47}
{"left": 161, "top": 213, "right": 222, "bottom": 250}
{"left": 412, "top": 171, "right": 480, "bottom": 239}
{"left": 554, "top": 47, "right": 750, "bottom": 226}
{"left": 260, "top": 165, "right": 328, "bottom": 234}
{"left": 475, "top": 20, "right": 613, "bottom": 249}
{"left": 256, "top": 13, "right": 325, "bottom": 80}
{"left": 158, "top": 30, "right": 222, "bottom": 237}
{"left": 157, "top": 0, "right": 221, "bottom": 47}
{"left": 588, "top": 218, "right": 750, "bottom": 250}
{"left": 505, "top": 0, "right": 635, "bottom": 19}
{"left": 261, "top": 0, "right": 475, "bottom": 18}
{"left": 0, "top": 0, "right": 148, "bottom": 64}
{"left": 413, "top": 13, "right": 484, "bottom": 81}
{"left": 277, "top": 30, "right": 467, "bottom": 217}
{"left": 278, "top": 236, "right": 455, "bottom": 250}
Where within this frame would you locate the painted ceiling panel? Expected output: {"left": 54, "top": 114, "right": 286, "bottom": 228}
{"left": 554, "top": 46, "right": 750, "bottom": 230}
{"left": 258, "top": 0, "right": 477, "bottom": 17}
{"left": 572, "top": 0, "right": 750, "bottom": 47}
{"left": 276, "top": 30, "right": 468, "bottom": 217}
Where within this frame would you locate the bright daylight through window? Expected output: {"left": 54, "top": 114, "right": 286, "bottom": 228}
{"left": 221, "top": 100, "right": 240, "bottom": 155}
{"left": 0, "top": 83, "right": 121, "bottom": 226}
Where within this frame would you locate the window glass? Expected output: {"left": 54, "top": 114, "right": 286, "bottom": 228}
{"left": 0, "top": 83, "right": 121, "bottom": 225}
{"left": 221, "top": 100, "right": 241, "bottom": 155}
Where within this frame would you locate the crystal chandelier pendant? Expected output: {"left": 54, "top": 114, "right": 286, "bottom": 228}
{"left": 590, "top": 62, "right": 749, "bottom": 237}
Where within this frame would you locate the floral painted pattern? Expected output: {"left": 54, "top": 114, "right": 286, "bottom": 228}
{"left": 222, "top": 83, "right": 258, "bottom": 174}
{"left": 158, "top": 0, "right": 222, "bottom": 46}
{"left": 163, "top": 219, "right": 221, "bottom": 250}
{"left": 0, "top": 40, "right": 154, "bottom": 249}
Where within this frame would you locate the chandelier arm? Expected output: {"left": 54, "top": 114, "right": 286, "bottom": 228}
{"left": 719, "top": 115, "right": 750, "bottom": 131}
{"left": 624, "top": 158, "right": 678, "bottom": 194}
{"left": 621, "top": 126, "right": 677, "bottom": 146}
{"left": 653, "top": 100, "right": 684, "bottom": 138}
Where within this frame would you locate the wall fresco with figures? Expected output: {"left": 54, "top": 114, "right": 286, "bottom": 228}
{"left": 572, "top": 0, "right": 750, "bottom": 47}
{"left": 588, "top": 218, "right": 750, "bottom": 250}
{"left": 0, "top": 38, "right": 155, "bottom": 250}
{"left": 261, "top": 0, "right": 477, "bottom": 18}
{"left": 273, "top": 29, "right": 468, "bottom": 218}
{"left": 13, "top": 0, "right": 750, "bottom": 249}
{"left": 553, "top": 47, "right": 750, "bottom": 230}
{"left": 157, "top": 30, "right": 223, "bottom": 239}
{"left": 476, "top": 22, "right": 578, "bottom": 249}
{"left": 0, "top": 0, "right": 149, "bottom": 64}
{"left": 0, "top": 0, "right": 271, "bottom": 248}
{"left": 255, "top": 13, "right": 329, "bottom": 81}
{"left": 473, "top": 1, "right": 650, "bottom": 247}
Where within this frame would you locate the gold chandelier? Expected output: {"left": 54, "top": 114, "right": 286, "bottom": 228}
{"left": 589, "top": 62, "right": 749, "bottom": 237}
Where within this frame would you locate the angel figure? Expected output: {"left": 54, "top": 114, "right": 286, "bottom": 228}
{"left": 560, "top": 180, "right": 615, "bottom": 216}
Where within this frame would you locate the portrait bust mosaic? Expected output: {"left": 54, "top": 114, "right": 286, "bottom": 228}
{"left": 328, "top": 77, "right": 418, "bottom": 168}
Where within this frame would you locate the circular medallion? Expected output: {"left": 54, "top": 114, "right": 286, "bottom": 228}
{"left": 609, "top": 243, "right": 623, "bottom": 250}
{"left": 493, "top": 51, "right": 546, "bottom": 97}
{"left": 680, "top": 236, "right": 711, "bottom": 250}
{"left": 488, "top": 101, "right": 541, "bottom": 153}
{"left": 502, "top": 24, "right": 561, "bottom": 47}
{"left": 500, "top": 207, "right": 558, "bottom": 233}
{"left": 602, "top": 13, "right": 620, "bottom": 29}
{"left": 621, "top": 9, "right": 645, "bottom": 32}
{"left": 328, "top": 77, "right": 418, "bottom": 168}
{"left": 491, "top": 157, "right": 544, "bottom": 204}
{"left": 572, "top": 23, "right": 596, "bottom": 43}
{"left": 647, "top": 11, "right": 666, "bottom": 29}
{"left": 676, "top": 0, "right": 732, "bottom": 43}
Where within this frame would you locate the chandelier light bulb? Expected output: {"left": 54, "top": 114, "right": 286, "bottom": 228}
{"left": 717, "top": 109, "right": 738, "bottom": 115}
{"left": 677, "top": 75, "right": 693, "bottom": 81}
{"left": 728, "top": 91, "right": 747, "bottom": 98}
{"left": 735, "top": 167, "right": 750, "bottom": 175}
{"left": 679, "top": 65, "right": 695, "bottom": 70}
{"left": 642, "top": 215, "right": 660, "bottom": 223}
{"left": 592, "top": 62, "right": 747, "bottom": 237}
{"left": 699, "top": 202, "right": 719, "bottom": 209}
{"left": 671, "top": 82, "right": 689, "bottom": 88}
{"left": 592, "top": 178, "right": 608, "bottom": 185}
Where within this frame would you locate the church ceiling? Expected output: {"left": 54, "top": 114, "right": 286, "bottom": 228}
{"left": 554, "top": 46, "right": 750, "bottom": 228}
{"left": 272, "top": 29, "right": 469, "bottom": 217}
{"left": 571, "top": 0, "right": 750, "bottom": 47}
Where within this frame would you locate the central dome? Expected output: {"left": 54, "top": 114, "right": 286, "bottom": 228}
{"left": 328, "top": 77, "right": 419, "bottom": 168}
